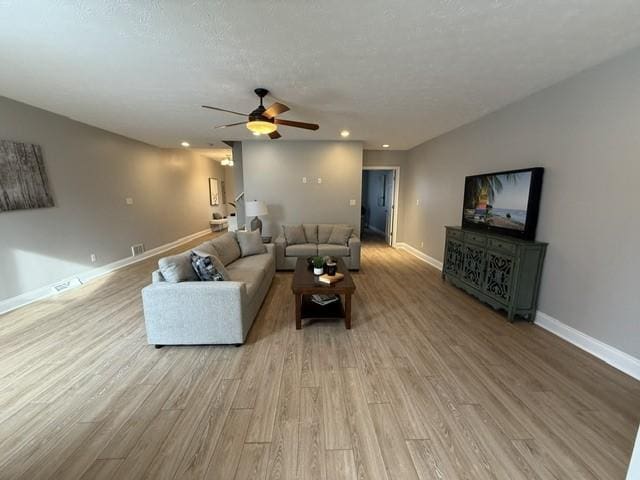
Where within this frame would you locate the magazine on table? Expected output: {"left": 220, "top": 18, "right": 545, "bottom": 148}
{"left": 311, "top": 294, "right": 339, "bottom": 306}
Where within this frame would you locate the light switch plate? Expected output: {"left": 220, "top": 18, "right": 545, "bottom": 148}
{"left": 317, "top": 177, "right": 322, "bottom": 184}
{"left": 302, "top": 177, "right": 307, "bottom": 184}
{"left": 416, "top": 199, "right": 420, "bottom": 206}
{"left": 349, "top": 199, "right": 356, "bottom": 206}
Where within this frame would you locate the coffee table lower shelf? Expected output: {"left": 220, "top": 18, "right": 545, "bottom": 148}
{"left": 294, "top": 293, "right": 351, "bottom": 329}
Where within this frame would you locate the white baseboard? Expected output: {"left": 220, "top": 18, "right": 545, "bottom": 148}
{"left": 535, "top": 311, "right": 640, "bottom": 380}
{"left": 0, "top": 229, "right": 210, "bottom": 315}
{"left": 396, "top": 242, "right": 443, "bottom": 271}
{"left": 396, "top": 240, "right": 640, "bottom": 380}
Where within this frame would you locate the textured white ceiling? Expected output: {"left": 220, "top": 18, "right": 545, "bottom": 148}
{"left": 1, "top": 1, "right": 640, "bottom": 150}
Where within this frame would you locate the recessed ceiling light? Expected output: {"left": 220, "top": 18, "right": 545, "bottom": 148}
{"left": 340, "top": 130, "right": 350, "bottom": 138}
{"left": 252, "top": 132, "right": 261, "bottom": 136}
{"left": 181, "top": 141, "right": 190, "bottom": 147}
{"left": 382, "top": 144, "right": 390, "bottom": 148}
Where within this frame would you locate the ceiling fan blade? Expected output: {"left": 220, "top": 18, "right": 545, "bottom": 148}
{"left": 214, "top": 121, "right": 247, "bottom": 129}
{"left": 263, "top": 102, "right": 290, "bottom": 118}
{"left": 269, "top": 131, "right": 281, "bottom": 139}
{"left": 202, "top": 105, "right": 248, "bottom": 117}
{"left": 274, "top": 118, "right": 319, "bottom": 130}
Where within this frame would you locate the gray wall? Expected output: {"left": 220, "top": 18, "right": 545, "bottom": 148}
{"left": 242, "top": 141, "right": 363, "bottom": 237}
{"left": 400, "top": 48, "right": 640, "bottom": 357}
{"left": 0, "top": 96, "right": 224, "bottom": 302}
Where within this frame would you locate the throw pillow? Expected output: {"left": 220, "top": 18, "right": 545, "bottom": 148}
{"left": 282, "top": 224, "right": 307, "bottom": 245}
{"left": 237, "top": 230, "right": 267, "bottom": 257}
{"left": 318, "top": 224, "right": 334, "bottom": 244}
{"left": 327, "top": 225, "right": 353, "bottom": 245}
{"left": 303, "top": 224, "right": 318, "bottom": 244}
{"left": 158, "top": 252, "right": 199, "bottom": 283}
{"left": 192, "top": 240, "right": 219, "bottom": 258}
{"left": 190, "top": 253, "right": 228, "bottom": 281}
{"left": 211, "top": 232, "right": 241, "bottom": 266}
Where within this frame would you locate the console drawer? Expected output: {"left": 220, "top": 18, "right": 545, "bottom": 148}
{"left": 464, "top": 231, "right": 487, "bottom": 246}
{"left": 447, "top": 229, "right": 463, "bottom": 240}
{"left": 487, "top": 237, "right": 517, "bottom": 254}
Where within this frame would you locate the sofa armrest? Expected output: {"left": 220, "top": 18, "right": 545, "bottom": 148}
{"left": 348, "top": 234, "right": 361, "bottom": 270}
{"left": 275, "top": 235, "right": 287, "bottom": 268}
{"left": 141, "top": 281, "right": 248, "bottom": 344}
{"left": 265, "top": 242, "right": 275, "bottom": 257}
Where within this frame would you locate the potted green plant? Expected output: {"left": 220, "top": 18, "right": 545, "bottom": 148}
{"left": 312, "top": 256, "right": 325, "bottom": 275}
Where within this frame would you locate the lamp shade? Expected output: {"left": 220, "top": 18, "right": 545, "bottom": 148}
{"left": 245, "top": 200, "right": 268, "bottom": 217}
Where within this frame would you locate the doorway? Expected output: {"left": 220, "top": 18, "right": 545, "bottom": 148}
{"left": 361, "top": 167, "right": 399, "bottom": 246}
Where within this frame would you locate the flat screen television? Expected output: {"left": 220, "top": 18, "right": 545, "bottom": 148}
{"left": 462, "top": 167, "right": 544, "bottom": 241}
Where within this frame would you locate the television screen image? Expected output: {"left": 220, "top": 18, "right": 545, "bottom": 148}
{"left": 462, "top": 167, "right": 543, "bottom": 240}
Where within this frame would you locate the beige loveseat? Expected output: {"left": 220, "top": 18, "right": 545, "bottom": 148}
{"left": 275, "top": 223, "right": 361, "bottom": 270}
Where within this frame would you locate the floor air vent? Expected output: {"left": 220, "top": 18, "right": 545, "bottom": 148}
{"left": 51, "top": 278, "right": 82, "bottom": 294}
{"left": 131, "top": 243, "right": 145, "bottom": 256}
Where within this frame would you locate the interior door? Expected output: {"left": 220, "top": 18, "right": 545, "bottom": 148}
{"left": 384, "top": 171, "right": 395, "bottom": 245}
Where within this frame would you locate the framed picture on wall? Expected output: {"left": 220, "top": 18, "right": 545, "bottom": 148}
{"left": 0, "top": 139, "right": 55, "bottom": 212}
{"left": 209, "top": 177, "right": 219, "bottom": 206}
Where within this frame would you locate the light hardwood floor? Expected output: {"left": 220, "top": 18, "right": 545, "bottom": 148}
{"left": 0, "top": 233, "right": 638, "bottom": 479}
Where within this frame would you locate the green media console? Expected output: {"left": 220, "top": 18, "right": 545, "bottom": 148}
{"left": 442, "top": 226, "right": 547, "bottom": 321}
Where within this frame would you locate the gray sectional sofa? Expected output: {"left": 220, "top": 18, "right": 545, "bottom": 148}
{"left": 141, "top": 232, "right": 275, "bottom": 346}
{"left": 275, "top": 223, "right": 361, "bottom": 270}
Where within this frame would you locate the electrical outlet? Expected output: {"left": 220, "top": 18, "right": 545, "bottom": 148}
{"left": 302, "top": 177, "right": 307, "bottom": 184}
{"left": 349, "top": 199, "right": 356, "bottom": 206}
{"left": 416, "top": 199, "right": 420, "bottom": 206}
{"left": 90, "top": 253, "right": 97, "bottom": 263}
{"left": 317, "top": 177, "right": 322, "bottom": 184}
{"left": 125, "top": 197, "right": 134, "bottom": 205}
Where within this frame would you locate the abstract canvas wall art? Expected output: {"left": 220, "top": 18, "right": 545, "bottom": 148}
{"left": 0, "top": 140, "right": 54, "bottom": 212}
{"left": 209, "top": 177, "right": 219, "bottom": 206}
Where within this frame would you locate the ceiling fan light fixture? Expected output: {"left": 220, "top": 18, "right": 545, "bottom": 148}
{"left": 246, "top": 120, "right": 277, "bottom": 135}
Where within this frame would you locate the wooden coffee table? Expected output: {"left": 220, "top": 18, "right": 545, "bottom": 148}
{"left": 291, "top": 257, "right": 356, "bottom": 329}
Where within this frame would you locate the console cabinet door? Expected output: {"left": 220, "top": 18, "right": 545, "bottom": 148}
{"left": 444, "top": 239, "right": 464, "bottom": 277}
{"left": 462, "top": 244, "right": 486, "bottom": 289}
{"left": 483, "top": 251, "right": 515, "bottom": 303}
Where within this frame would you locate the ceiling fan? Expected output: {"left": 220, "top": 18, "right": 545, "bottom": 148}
{"left": 202, "top": 88, "right": 319, "bottom": 139}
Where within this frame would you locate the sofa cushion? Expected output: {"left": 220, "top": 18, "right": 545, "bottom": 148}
{"left": 282, "top": 224, "right": 307, "bottom": 245}
{"left": 285, "top": 243, "right": 318, "bottom": 257}
{"left": 328, "top": 225, "right": 353, "bottom": 245}
{"left": 303, "top": 224, "right": 318, "bottom": 244}
{"left": 211, "top": 232, "right": 241, "bottom": 266}
{"left": 317, "top": 224, "right": 334, "bottom": 244}
{"left": 158, "top": 252, "right": 198, "bottom": 283}
{"left": 229, "top": 252, "right": 273, "bottom": 275}
{"left": 192, "top": 241, "right": 219, "bottom": 258}
{"left": 237, "top": 230, "right": 267, "bottom": 257}
{"left": 227, "top": 268, "right": 263, "bottom": 299}
{"left": 318, "top": 244, "right": 350, "bottom": 257}
{"left": 190, "top": 253, "right": 229, "bottom": 281}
